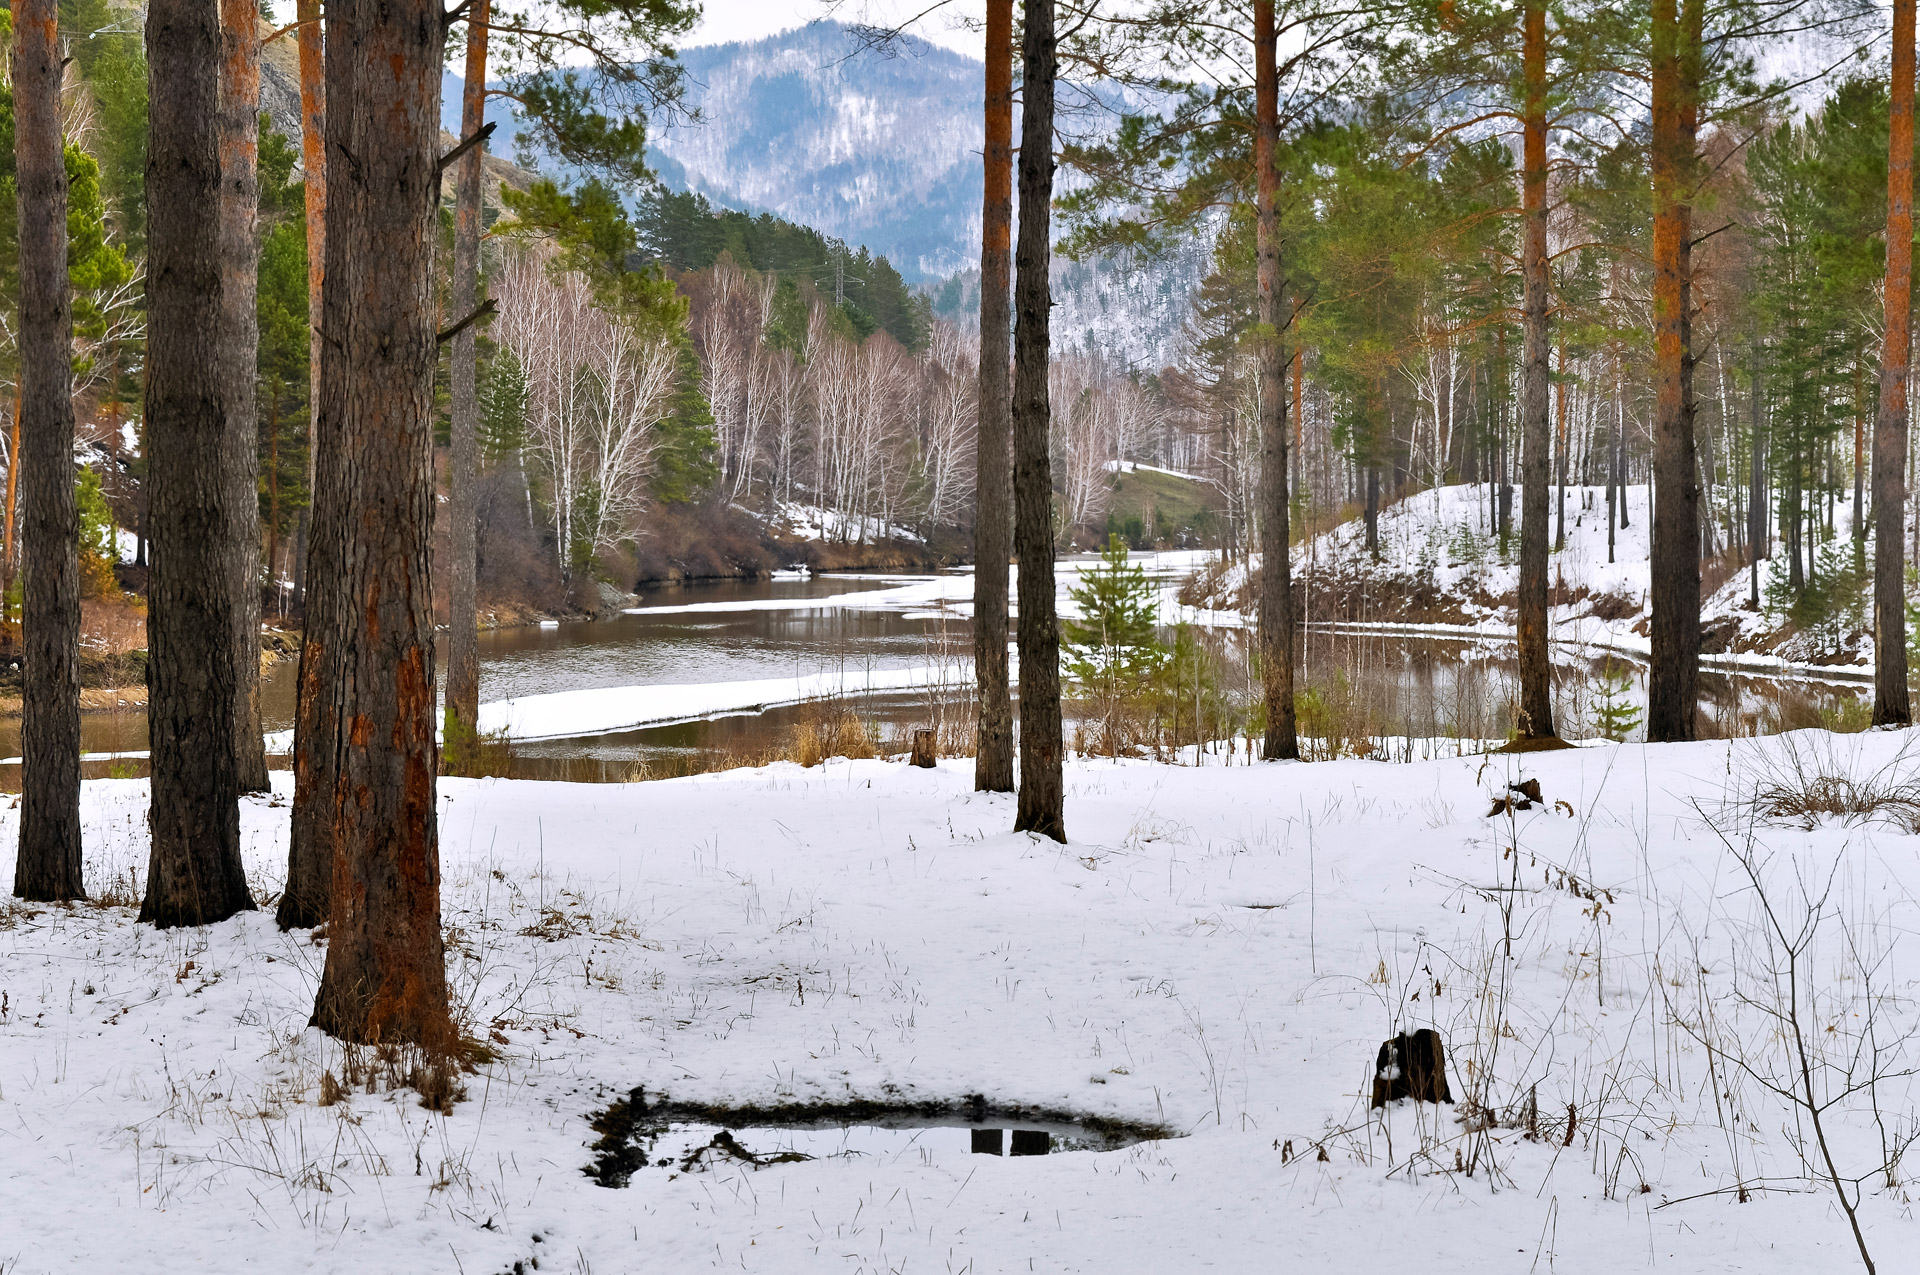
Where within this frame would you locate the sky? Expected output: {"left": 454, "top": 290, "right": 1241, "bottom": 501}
{"left": 689, "top": 0, "right": 987, "bottom": 57}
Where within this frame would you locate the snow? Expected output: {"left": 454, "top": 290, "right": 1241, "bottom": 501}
{"left": 775, "top": 501, "right": 926, "bottom": 545}
{"left": 1104, "top": 458, "right": 1208, "bottom": 484}
{"left": 8, "top": 732, "right": 1920, "bottom": 1271}
{"left": 475, "top": 660, "right": 980, "bottom": 741}
{"left": 1167, "top": 483, "right": 1876, "bottom": 681}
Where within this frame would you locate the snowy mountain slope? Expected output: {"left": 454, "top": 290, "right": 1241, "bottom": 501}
{"left": 654, "top": 22, "right": 986, "bottom": 282}
{"left": 659, "top": 22, "right": 1210, "bottom": 367}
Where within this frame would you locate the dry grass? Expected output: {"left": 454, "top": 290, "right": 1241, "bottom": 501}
{"left": 1743, "top": 733, "right": 1920, "bottom": 831}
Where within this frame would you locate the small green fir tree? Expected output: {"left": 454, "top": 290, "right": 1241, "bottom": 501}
{"left": 1592, "top": 660, "right": 1642, "bottom": 742}
{"left": 1063, "top": 535, "right": 1167, "bottom": 755}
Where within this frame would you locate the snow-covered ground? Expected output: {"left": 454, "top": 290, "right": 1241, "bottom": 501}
{"left": 7, "top": 731, "right": 1920, "bottom": 1271}
{"left": 1174, "top": 484, "right": 1876, "bottom": 680}
{"left": 1104, "top": 458, "right": 1208, "bottom": 483}
{"left": 774, "top": 502, "right": 926, "bottom": 545}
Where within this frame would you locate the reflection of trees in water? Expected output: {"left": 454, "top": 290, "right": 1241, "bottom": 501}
{"left": 421, "top": 621, "right": 1879, "bottom": 781}
{"left": 1199, "top": 629, "right": 1871, "bottom": 752}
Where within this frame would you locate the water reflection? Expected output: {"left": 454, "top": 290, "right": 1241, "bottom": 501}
{"left": 0, "top": 571, "right": 1878, "bottom": 783}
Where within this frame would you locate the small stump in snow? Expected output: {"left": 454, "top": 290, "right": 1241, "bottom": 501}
{"left": 909, "top": 729, "right": 937, "bottom": 769}
{"left": 1370, "top": 1029, "right": 1453, "bottom": 1108}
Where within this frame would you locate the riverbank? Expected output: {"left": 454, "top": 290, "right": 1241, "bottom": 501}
{"left": 1174, "top": 483, "right": 1881, "bottom": 675}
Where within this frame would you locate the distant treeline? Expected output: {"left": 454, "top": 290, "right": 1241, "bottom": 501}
{"left": 638, "top": 188, "right": 930, "bottom": 353}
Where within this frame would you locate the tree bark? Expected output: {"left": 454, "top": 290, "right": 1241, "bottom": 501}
{"left": 3, "top": 387, "right": 21, "bottom": 638}
{"left": 306, "top": 0, "right": 453, "bottom": 1048}
{"left": 221, "top": 0, "right": 269, "bottom": 792}
{"left": 1555, "top": 343, "right": 1568, "bottom": 550}
{"left": 445, "top": 0, "right": 490, "bottom": 769}
{"left": 280, "top": 0, "right": 330, "bottom": 929}
{"left": 1876, "top": 0, "right": 1915, "bottom": 727}
{"left": 1646, "top": 0, "right": 1702, "bottom": 743}
{"left": 1516, "top": 0, "right": 1556, "bottom": 740}
{"left": 973, "top": 0, "right": 1015, "bottom": 794}
{"left": 1749, "top": 335, "right": 1765, "bottom": 607}
{"left": 141, "top": 0, "right": 255, "bottom": 927}
{"left": 11, "top": 0, "right": 84, "bottom": 902}
{"left": 1254, "top": 0, "right": 1297, "bottom": 761}
{"left": 1012, "top": 0, "right": 1064, "bottom": 842}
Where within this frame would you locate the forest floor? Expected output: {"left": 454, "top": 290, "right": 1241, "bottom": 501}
{"left": 1178, "top": 483, "right": 1874, "bottom": 675}
{"left": 5, "top": 729, "right": 1920, "bottom": 1271}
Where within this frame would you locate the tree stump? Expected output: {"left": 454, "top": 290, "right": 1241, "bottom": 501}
{"left": 909, "top": 728, "right": 937, "bottom": 768}
{"left": 1370, "top": 1029, "right": 1454, "bottom": 1107}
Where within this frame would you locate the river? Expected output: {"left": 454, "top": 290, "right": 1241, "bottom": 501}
{"left": 0, "top": 558, "right": 1879, "bottom": 783}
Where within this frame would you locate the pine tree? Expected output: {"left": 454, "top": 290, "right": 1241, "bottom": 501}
{"left": 1064, "top": 535, "right": 1168, "bottom": 755}
{"left": 11, "top": 0, "right": 83, "bottom": 902}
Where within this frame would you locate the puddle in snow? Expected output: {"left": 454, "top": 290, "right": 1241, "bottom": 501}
{"left": 585, "top": 1089, "right": 1171, "bottom": 1186}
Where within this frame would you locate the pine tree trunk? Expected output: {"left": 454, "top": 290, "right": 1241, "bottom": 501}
{"left": 141, "top": 0, "right": 255, "bottom": 927}
{"left": 1012, "top": 0, "right": 1064, "bottom": 842}
{"left": 221, "top": 0, "right": 269, "bottom": 792}
{"left": 973, "top": 0, "right": 1015, "bottom": 794}
{"left": 281, "top": 0, "right": 330, "bottom": 929}
{"left": 1516, "top": 0, "right": 1556, "bottom": 741}
{"left": 1555, "top": 345, "right": 1568, "bottom": 550}
{"left": 11, "top": 0, "right": 84, "bottom": 902}
{"left": 1647, "top": 0, "right": 1702, "bottom": 742}
{"left": 1749, "top": 336, "right": 1765, "bottom": 606}
{"left": 306, "top": 0, "right": 452, "bottom": 1047}
{"left": 1876, "top": 0, "right": 1915, "bottom": 727}
{"left": 1254, "top": 0, "right": 1297, "bottom": 761}
{"left": 445, "top": 0, "right": 490, "bottom": 769}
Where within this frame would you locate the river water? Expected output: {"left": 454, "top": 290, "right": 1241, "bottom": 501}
{"left": 0, "top": 562, "right": 1878, "bottom": 783}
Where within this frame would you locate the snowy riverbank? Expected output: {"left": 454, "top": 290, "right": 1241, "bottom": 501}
{"left": 7, "top": 732, "right": 1920, "bottom": 1270}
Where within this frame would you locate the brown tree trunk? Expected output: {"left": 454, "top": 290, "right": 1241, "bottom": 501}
{"left": 3, "top": 385, "right": 21, "bottom": 639}
{"left": 11, "top": 0, "right": 83, "bottom": 902}
{"left": 445, "top": 0, "right": 490, "bottom": 771}
{"left": 306, "top": 0, "right": 453, "bottom": 1048}
{"left": 141, "top": 0, "right": 255, "bottom": 927}
{"left": 1555, "top": 343, "right": 1568, "bottom": 550}
{"left": 1254, "top": 0, "right": 1297, "bottom": 761}
{"left": 290, "top": 0, "right": 324, "bottom": 615}
{"left": 1516, "top": 0, "right": 1556, "bottom": 741}
{"left": 221, "top": 0, "right": 269, "bottom": 792}
{"left": 1012, "top": 0, "right": 1064, "bottom": 842}
{"left": 1646, "top": 0, "right": 1702, "bottom": 742}
{"left": 1876, "top": 0, "right": 1915, "bottom": 727}
{"left": 268, "top": 388, "right": 280, "bottom": 592}
{"left": 973, "top": 0, "right": 1015, "bottom": 794}
{"left": 281, "top": 0, "right": 330, "bottom": 929}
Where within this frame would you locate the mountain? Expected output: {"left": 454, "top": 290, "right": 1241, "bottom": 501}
{"left": 437, "top": 21, "right": 1210, "bottom": 369}
{"left": 651, "top": 22, "right": 986, "bottom": 284}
